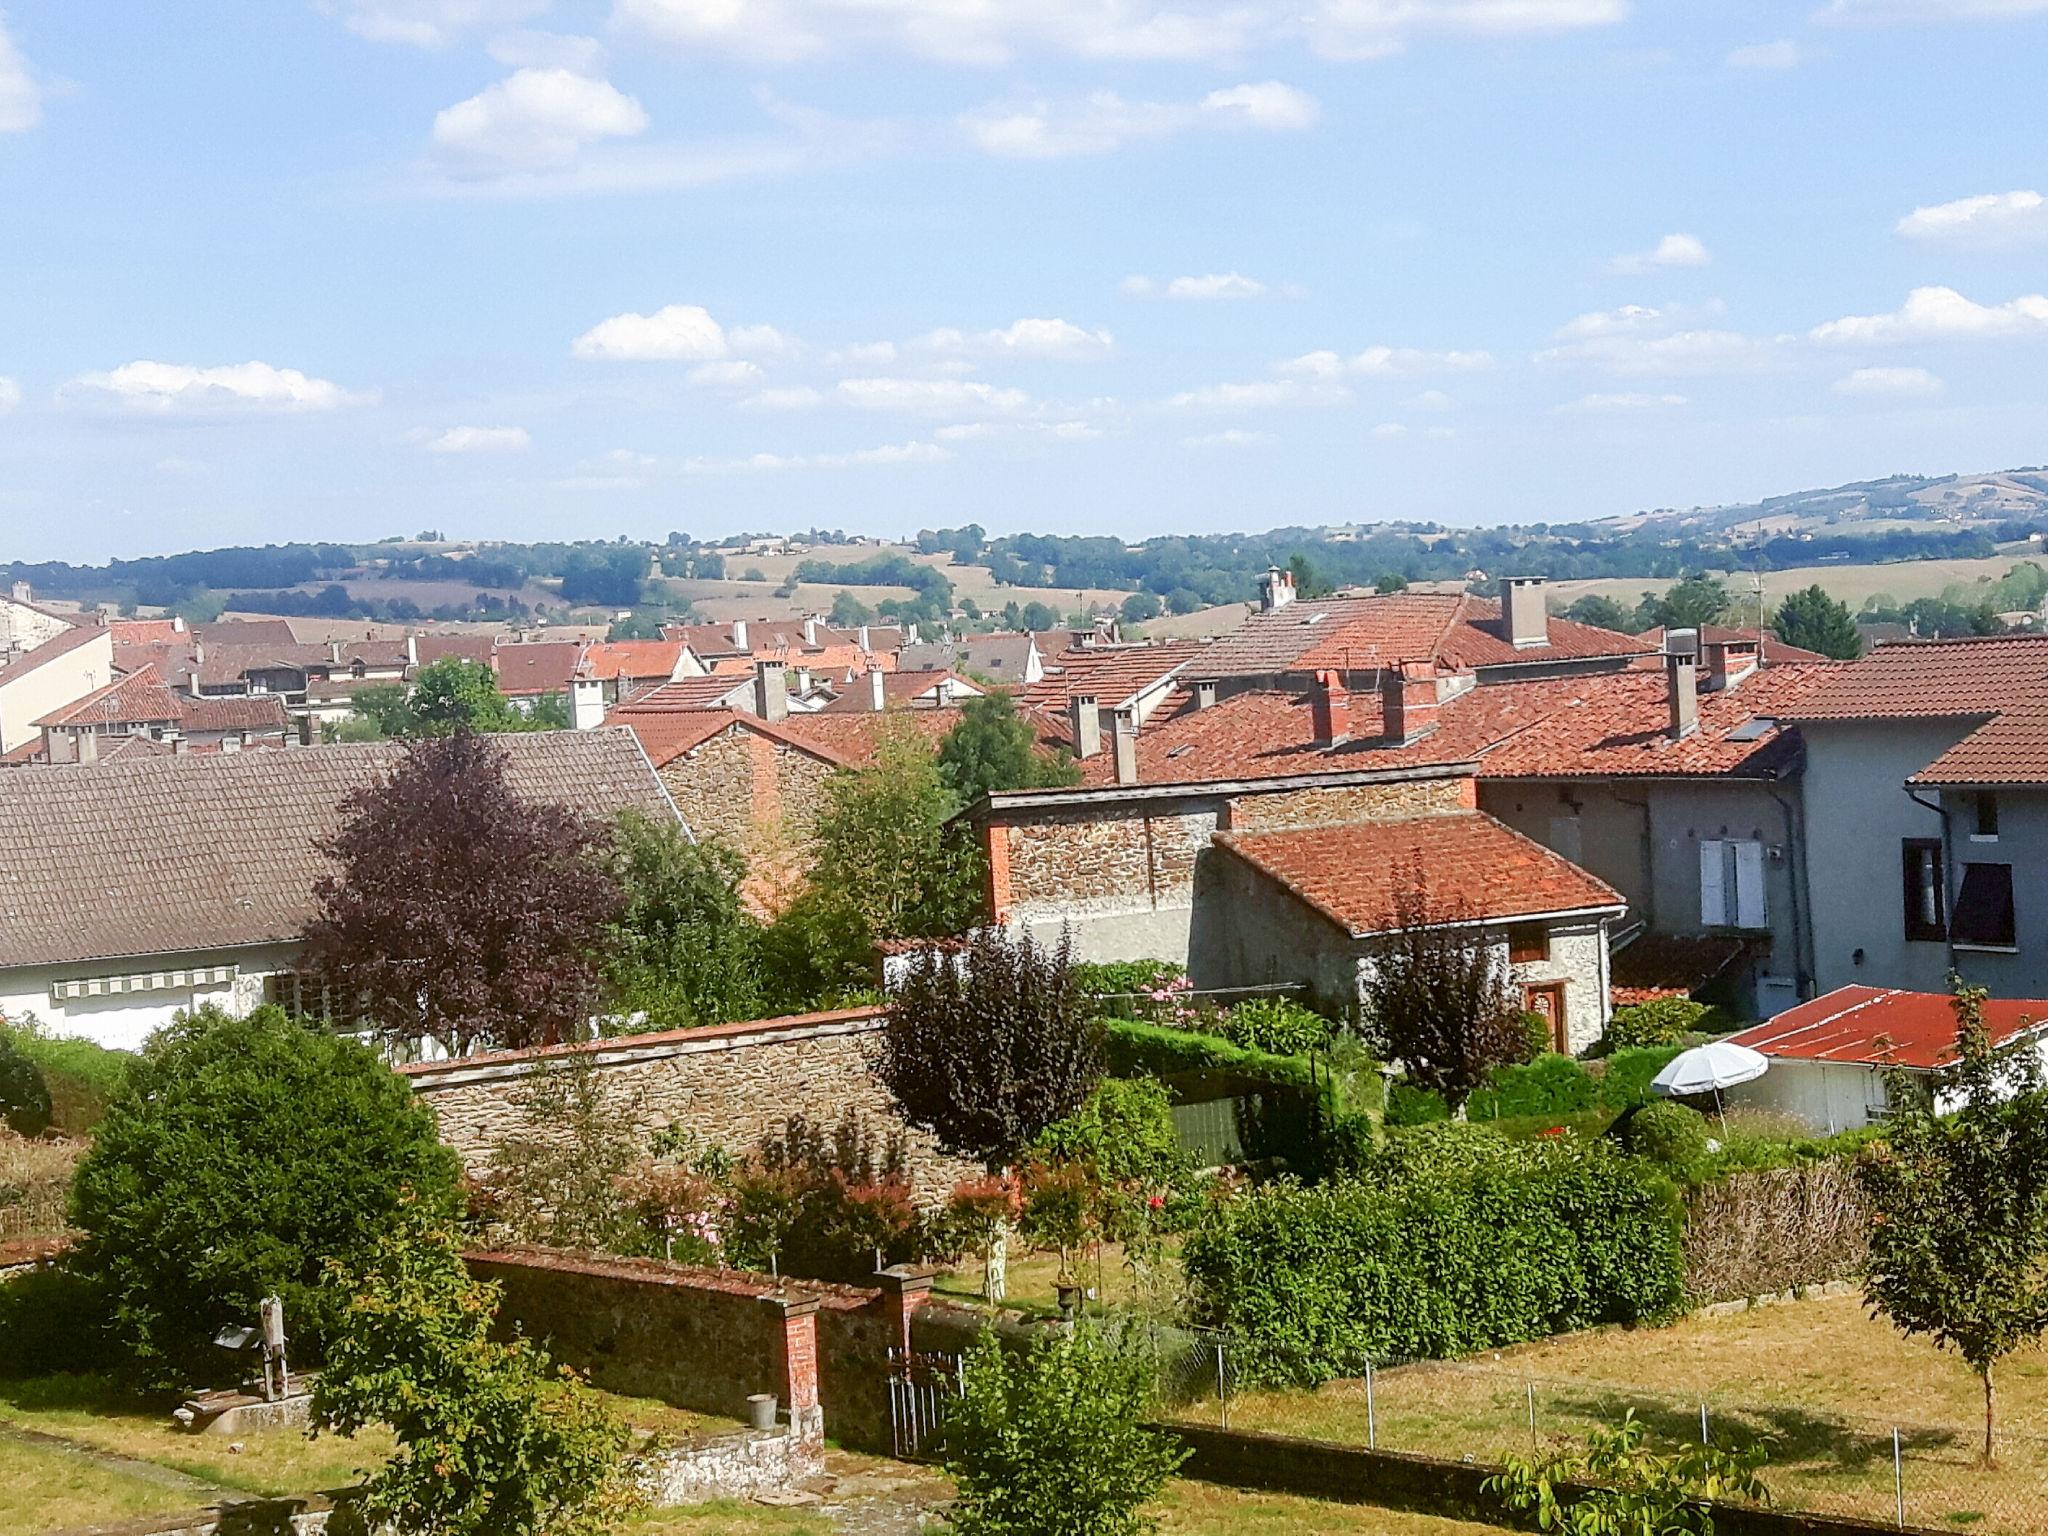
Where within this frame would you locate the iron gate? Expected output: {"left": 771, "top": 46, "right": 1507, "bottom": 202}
{"left": 887, "top": 1346, "right": 962, "bottom": 1460}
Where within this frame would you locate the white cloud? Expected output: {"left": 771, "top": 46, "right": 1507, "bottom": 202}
{"left": 1810, "top": 285, "right": 2048, "bottom": 344}
{"left": 1167, "top": 379, "right": 1311, "bottom": 410}
{"left": 684, "top": 439, "right": 948, "bottom": 472}
{"left": 1280, "top": 345, "right": 1493, "bottom": 378}
{"left": 1369, "top": 421, "right": 1407, "bottom": 439}
{"left": 65, "top": 361, "right": 366, "bottom": 414}
{"left": 1539, "top": 304, "right": 1781, "bottom": 375}
{"left": 837, "top": 377, "right": 1033, "bottom": 414}
{"left": 1726, "top": 38, "right": 1803, "bottom": 67}
{"left": 1897, "top": 190, "right": 2048, "bottom": 248}
{"left": 573, "top": 303, "right": 728, "bottom": 361}
{"left": 729, "top": 323, "right": 796, "bottom": 355}
{"left": 0, "top": 16, "right": 41, "bottom": 132}
{"left": 961, "top": 81, "right": 1318, "bottom": 159}
{"left": 1123, "top": 271, "right": 1271, "bottom": 300}
{"left": 1819, "top": 0, "right": 2048, "bottom": 21}
{"left": 431, "top": 69, "right": 649, "bottom": 175}
{"left": 422, "top": 424, "right": 531, "bottom": 453}
{"left": 1832, "top": 365, "right": 1945, "bottom": 397}
{"left": 919, "top": 317, "right": 1114, "bottom": 359}
{"left": 1183, "top": 427, "right": 1275, "bottom": 447}
{"left": 486, "top": 31, "right": 609, "bottom": 71}
{"left": 743, "top": 386, "right": 823, "bottom": 410}
{"left": 0, "top": 376, "right": 18, "bottom": 413}
{"left": 336, "top": 0, "right": 549, "bottom": 47}
{"left": 689, "top": 359, "right": 764, "bottom": 387}
{"left": 1609, "top": 232, "right": 1710, "bottom": 274}
{"left": 1557, "top": 391, "right": 1689, "bottom": 411}
{"left": 1308, "top": 0, "right": 1627, "bottom": 59}
{"left": 1404, "top": 389, "right": 1455, "bottom": 411}
{"left": 827, "top": 340, "right": 899, "bottom": 368}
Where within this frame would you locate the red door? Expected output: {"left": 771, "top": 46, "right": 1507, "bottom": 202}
{"left": 1524, "top": 982, "right": 1569, "bottom": 1054}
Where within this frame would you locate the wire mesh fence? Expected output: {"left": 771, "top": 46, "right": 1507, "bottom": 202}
{"left": 1156, "top": 1334, "right": 2048, "bottom": 1534}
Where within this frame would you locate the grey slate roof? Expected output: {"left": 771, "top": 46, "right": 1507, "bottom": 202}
{"left": 0, "top": 729, "right": 679, "bottom": 970}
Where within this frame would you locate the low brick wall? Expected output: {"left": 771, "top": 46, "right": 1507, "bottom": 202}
{"left": 468, "top": 1247, "right": 929, "bottom": 1454}
{"left": 401, "top": 1008, "right": 981, "bottom": 1204}
{"left": 1159, "top": 1422, "right": 1957, "bottom": 1536}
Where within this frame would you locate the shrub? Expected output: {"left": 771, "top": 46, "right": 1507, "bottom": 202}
{"left": 944, "top": 1321, "right": 1188, "bottom": 1536}
{"left": 1181, "top": 1124, "right": 1684, "bottom": 1380}
{"left": 0, "top": 1032, "right": 50, "bottom": 1137}
{"left": 0, "top": 1265, "right": 121, "bottom": 1377}
{"left": 1487, "top": 1411, "right": 1769, "bottom": 1535}
{"left": 1604, "top": 997, "right": 1715, "bottom": 1053}
{"left": 1392, "top": 1045, "right": 1688, "bottom": 1125}
{"left": 68, "top": 1005, "right": 463, "bottom": 1390}
{"left": 0, "top": 1019, "right": 127, "bottom": 1134}
{"left": 1072, "top": 961, "right": 1186, "bottom": 999}
{"left": 1031, "top": 1078, "right": 1186, "bottom": 1188}
{"left": 722, "top": 1113, "right": 922, "bottom": 1284}
{"left": 1514, "top": 1010, "right": 1553, "bottom": 1064}
{"left": 1223, "top": 997, "right": 1333, "bottom": 1057}
{"left": 1621, "top": 1102, "right": 1711, "bottom": 1172}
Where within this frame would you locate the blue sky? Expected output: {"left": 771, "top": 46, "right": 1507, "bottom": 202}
{"left": 2, "top": 1, "right": 2046, "bottom": 562}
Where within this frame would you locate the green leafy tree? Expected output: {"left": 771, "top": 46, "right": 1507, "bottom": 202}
{"left": 1564, "top": 593, "right": 1637, "bottom": 633}
{"left": 313, "top": 1207, "right": 638, "bottom": 1536}
{"left": 1287, "top": 552, "right": 1335, "bottom": 599}
{"left": 944, "top": 1322, "right": 1187, "bottom": 1536}
{"left": 604, "top": 812, "right": 763, "bottom": 1028}
{"left": 357, "top": 657, "right": 531, "bottom": 737}
{"left": 1119, "top": 592, "right": 1161, "bottom": 624}
{"left": 1373, "top": 572, "right": 1408, "bottom": 594}
{"left": 938, "top": 692, "right": 1081, "bottom": 807}
{"left": 1487, "top": 1412, "right": 1769, "bottom": 1535}
{"left": 1637, "top": 575, "right": 1730, "bottom": 632}
{"left": 812, "top": 722, "right": 982, "bottom": 940}
{"left": 1859, "top": 982, "right": 2048, "bottom": 1462}
{"left": 757, "top": 889, "right": 883, "bottom": 1014}
{"left": 68, "top": 1006, "right": 461, "bottom": 1389}
{"left": 830, "top": 589, "right": 874, "bottom": 626}
{"left": 1771, "top": 584, "right": 1862, "bottom": 659}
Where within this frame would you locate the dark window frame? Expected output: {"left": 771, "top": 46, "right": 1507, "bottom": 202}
{"left": 1952, "top": 861, "right": 2017, "bottom": 950}
{"left": 1976, "top": 792, "right": 2000, "bottom": 838}
{"left": 1506, "top": 923, "right": 1550, "bottom": 965}
{"left": 1902, "top": 838, "right": 1947, "bottom": 943}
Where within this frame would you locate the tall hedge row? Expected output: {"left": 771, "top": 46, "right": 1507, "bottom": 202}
{"left": 1180, "top": 1124, "right": 1685, "bottom": 1382}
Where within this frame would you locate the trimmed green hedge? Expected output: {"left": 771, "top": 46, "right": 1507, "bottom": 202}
{"left": 1181, "top": 1123, "right": 1685, "bottom": 1381}
{"left": 1385, "top": 1046, "right": 1683, "bottom": 1127}
{"left": 0, "top": 1021, "right": 129, "bottom": 1134}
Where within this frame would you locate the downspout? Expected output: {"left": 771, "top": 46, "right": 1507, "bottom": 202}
{"left": 1905, "top": 785, "right": 1956, "bottom": 979}
{"left": 1767, "top": 780, "right": 1813, "bottom": 999}
{"left": 1614, "top": 790, "right": 1656, "bottom": 929}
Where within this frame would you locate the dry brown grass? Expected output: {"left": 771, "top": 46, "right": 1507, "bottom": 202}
{"left": 0, "top": 1133, "right": 82, "bottom": 1242}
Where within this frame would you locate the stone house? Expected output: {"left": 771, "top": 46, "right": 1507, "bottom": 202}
{"left": 32, "top": 665, "right": 293, "bottom": 763}
{"left": 1197, "top": 811, "right": 1625, "bottom": 1050}
{"left": 0, "top": 623, "right": 115, "bottom": 755}
{"left": 0, "top": 583, "right": 83, "bottom": 656}
{"left": 0, "top": 730, "right": 681, "bottom": 1050}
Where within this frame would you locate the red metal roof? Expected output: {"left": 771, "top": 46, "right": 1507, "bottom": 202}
{"left": 1216, "top": 811, "right": 1624, "bottom": 937}
{"left": 1726, "top": 985, "right": 2048, "bottom": 1070}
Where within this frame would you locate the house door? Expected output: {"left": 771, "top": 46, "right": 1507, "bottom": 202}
{"left": 1524, "top": 982, "right": 1569, "bottom": 1054}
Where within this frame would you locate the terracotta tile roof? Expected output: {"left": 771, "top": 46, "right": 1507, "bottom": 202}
{"left": 413, "top": 635, "right": 497, "bottom": 668}
{"left": 1475, "top": 664, "right": 1838, "bottom": 780}
{"left": 816, "top": 670, "right": 982, "bottom": 712}
{"left": 492, "top": 641, "right": 586, "bottom": 696}
{"left": 1786, "top": 635, "right": 2048, "bottom": 721}
{"left": 580, "top": 640, "right": 686, "bottom": 683}
{"left": 901, "top": 633, "right": 1041, "bottom": 682}
{"left": 1217, "top": 811, "right": 1624, "bottom": 938}
{"left": 1911, "top": 706, "right": 2048, "bottom": 785}
{"left": 1199, "top": 593, "right": 1649, "bottom": 680}
{"left": 1015, "top": 641, "right": 1206, "bottom": 712}
{"left": 771, "top": 709, "right": 959, "bottom": 764}
{"left": 196, "top": 619, "right": 298, "bottom": 645}
{"left": 1637, "top": 626, "right": 1829, "bottom": 666}
{"left": 0, "top": 729, "right": 678, "bottom": 970}
{"left": 1727, "top": 985, "right": 2048, "bottom": 1070}
{"left": 176, "top": 693, "right": 292, "bottom": 733}
{"left": 37, "top": 668, "right": 183, "bottom": 729}
{"left": 106, "top": 619, "right": 186, "bottom": 647}
{"left": 610, "top": 675, "right": 755, "bottom": 716}
{"left": 606, "top": 707, "right": 748, "bottom": 768}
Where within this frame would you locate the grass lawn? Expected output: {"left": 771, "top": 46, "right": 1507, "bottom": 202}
{"left": 1160, "top": 1481, "right": 1510, "bottom": 1534}
{"left": 0, "top": 1434, "right": 210, "bottom": 1533}
{"left": 1208, "top": 1291, "right": 2048, "bottom": 1534}
{"left": 935, "top": 1241, "right": 1181, "bottom": 1318}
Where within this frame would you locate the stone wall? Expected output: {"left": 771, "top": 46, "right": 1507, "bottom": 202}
{"left": 401, "top": 1009, "right": 982, "bottom": 1205}
{"left": 1004, "top": 805, "right": 1219, "bottom": 916}
{"left": 654, "top": 723, "right": 840, "bottom": 912}
{"left": 1224, "top": 777, "right": 1472, "bottom": 834}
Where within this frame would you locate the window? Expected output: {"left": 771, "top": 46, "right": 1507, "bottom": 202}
{"left": 1951, "top": 862, "right": 2016, "bottom": 949}
{"left": 1975, "top": 793, "right": 1999, "bottom": 839}
{"left": 1699, "top": 839, "right": 1767, "bottom": 930}
{"left": 1507, "top": 924, "right": 1549, "bottom": 964}
{"left": 1901, "top": 839, "right": 1946, "bottom": 942}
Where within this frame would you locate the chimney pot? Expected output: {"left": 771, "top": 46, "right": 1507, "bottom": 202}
{"left": 754, "top": 659, "right": 788, "bottom": 722}
{"left": 1068, "top": 693, "right": 1102, "bottom": 759}
{"left": 802, "top": 616, "right": 820, "bottom": 646}
{"left": 1194, "top": 678, "right": 1218, "bottom": 711}
{"left": 1701, "top": 637, "right": 1757, "bottom": 693}
{"left": 1499, "top": 578, "right": 1549, "bottom": 650}
{"left": 1310, "top": 669, "right": 1350, "bottom": 748}
{"left": 1259, "top": 566, "right": 1298, "bottom": 613}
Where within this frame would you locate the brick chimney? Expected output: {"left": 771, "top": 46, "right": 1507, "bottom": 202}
{"left": 1665, "top": 629, "right": 1699, "bottom": 740}
{"left": 1111, "top": 708, "right": 1139, "bottom": 784}
{"left": 1259, "top": 565, "right": 1297, "bottom": 613}
{"left": 754, "top": 659, "right": 788, "bottom": 722}
{"left": 1310, "top": 668, "right": 1350, "bottom": 748}
{"left": 1499, "top": 577, "right": 1549, "bottom": 650}
{"left": 1194, "top": 678, "right": 1218, "bottom": 711}
{"left": 1381, "top": 659, "right": 1439, "bottom": 745}
{"left": 1068, "top": 692, "right": 1101, "bottom": 759}
{"left": 1701, "top": 636, "right": 1758, "bottom": 693}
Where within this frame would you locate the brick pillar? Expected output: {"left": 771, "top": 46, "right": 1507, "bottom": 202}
{"left": 761, "top": 1293, "right": 824, "bottom": 1444}
{"left": 983, "top": 821, "right": 1012, "bottom": 923}
{"left": 875, "top": 1264, "right": 935, "bottom": 1357}
{"left": 1456, "top": 774, "right": 1478, "bottom": 808}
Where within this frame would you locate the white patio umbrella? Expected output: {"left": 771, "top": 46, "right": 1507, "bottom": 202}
{"left": 1650, "top": 1041, "right": 1770, "bottom": 1122}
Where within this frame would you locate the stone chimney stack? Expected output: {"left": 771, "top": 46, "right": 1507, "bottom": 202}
{"left": 9, "top": 580, "right": 29, "bottom": 604}
{"left": 1500, "top": 577, "right": 1549, "bottom": 650}
{"left": 405, "top": 635, "right": 419, "bottom": 667}
{"left": 1259, "top": 566, "right": 1297, "bottom": 613}
{"left": 1665, "top": 629, "right": 1699, "bottom": 740}
{"left": 1068, "top": 692, "right": 1102, "bottom": 759}
{"left": 857, "top": 625, "right": 871, "bottom": 652}
{"left": 328, "top": 640, "right": 344, "bottom": 665}
{"left": 754, "top": 659, "right": 788, "bottom": 722}
{"left": 570, "top": 673, "right": 606, "bottom": 731}
{"left": 1111, "top": 709, "right": 1139, "bottom": 785}
{"left": 1310, "top": 668, "right": 1350, "bottom": 749}
{"left": 1381, "top": 659, "right": 1440, "bottom": 745}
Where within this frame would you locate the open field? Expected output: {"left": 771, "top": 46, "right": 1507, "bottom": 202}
{"left": 1549, "top": 551, "right": 2044, "bottom": 614}
{"left": 1207, "top": 1290, "right": 2048, "bottom": 1533}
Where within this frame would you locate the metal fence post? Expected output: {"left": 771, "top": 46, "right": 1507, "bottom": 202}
{"left": 1893, "top": 1426, "right": 1904, "bottom": 1529}
{"left": 1526, "top": 1379, "right": 1536, "bottom": 1454}
{"left": 1365, "top": 1358, "right": 1377, "bottom": 1450}
{"left": 1700, "top": 1402, "right": 1709, "bottom": 1445}
{"left": 1216, "top": 1341, "right": 1229, "bottom": 1430}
